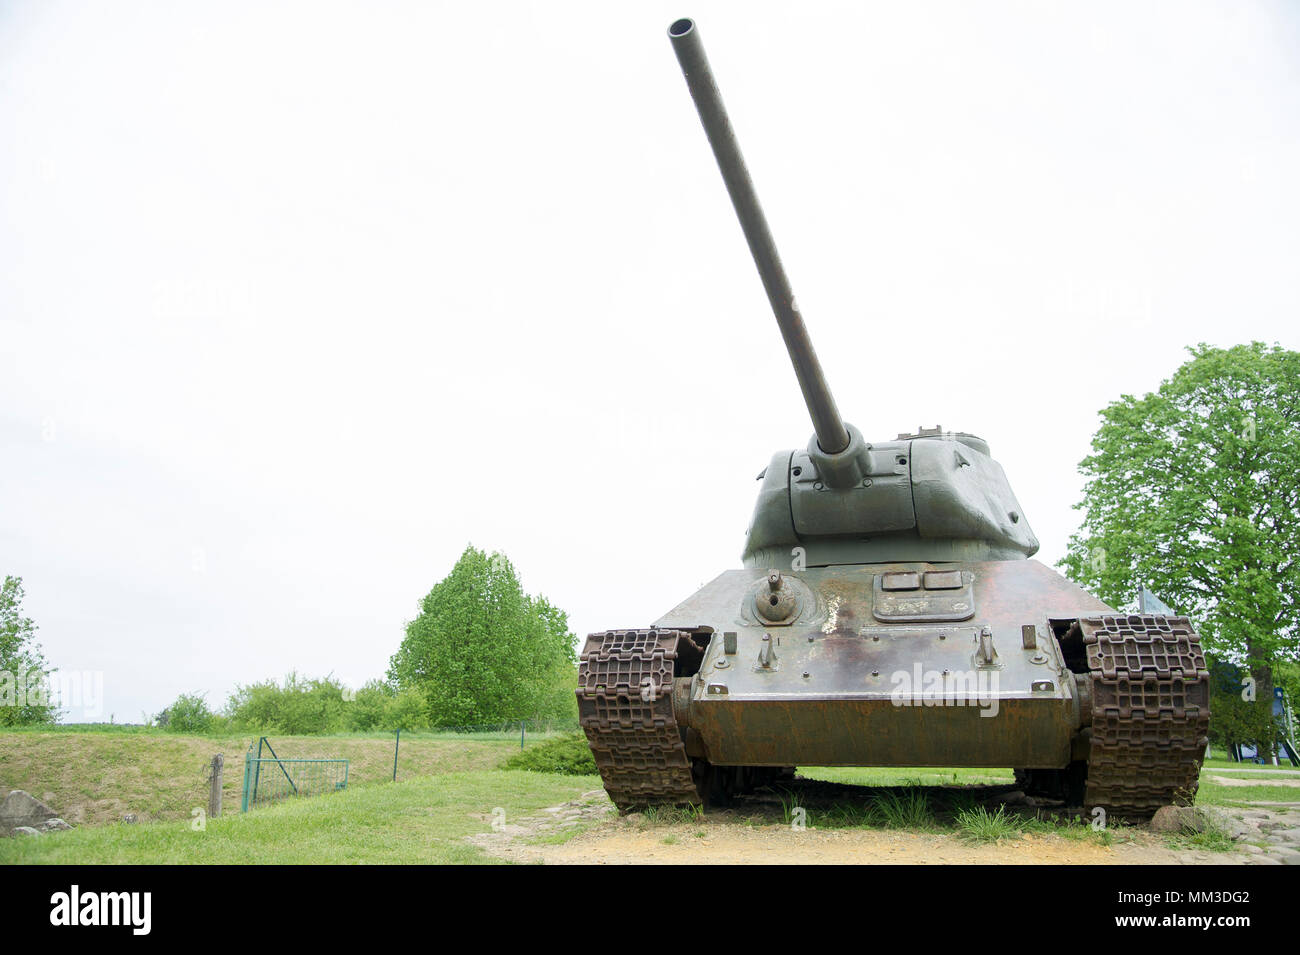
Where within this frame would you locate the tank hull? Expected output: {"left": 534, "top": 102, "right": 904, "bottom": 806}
{"left": 661, "top": 559, "right": 1102, "bottom": 768}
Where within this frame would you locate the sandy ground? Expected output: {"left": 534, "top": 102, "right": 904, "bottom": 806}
{"left": 468, "top": 787, "right": 1257, "bottom": 865}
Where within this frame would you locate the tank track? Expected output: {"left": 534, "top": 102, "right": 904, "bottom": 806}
{"left": 1078, "top": 614, "right": 1211, "bottom": 819}
{"left": 576, "top": 629, "right": 702, "bottom": 811}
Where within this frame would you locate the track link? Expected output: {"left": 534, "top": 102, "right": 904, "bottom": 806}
{"left": 576, "top": 629, "right": 702, "bottom": 811}
{"left": 1079, "top": 614, "right": 1211, "bottom": 819}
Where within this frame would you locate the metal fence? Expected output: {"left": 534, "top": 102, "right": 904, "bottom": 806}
{"left": 398, "top": 718, "right": 580, "bottom": 740}
{"left": 241, "top": 737, "right": 348, "bottom": 812}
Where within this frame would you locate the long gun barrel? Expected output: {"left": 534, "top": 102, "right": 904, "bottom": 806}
{"left": 668, "top": 17, "right": 850, "bottom": 455}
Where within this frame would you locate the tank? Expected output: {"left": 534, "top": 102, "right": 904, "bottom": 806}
{"left": 576, "top": 18, "right": 1210, "bottom": 819}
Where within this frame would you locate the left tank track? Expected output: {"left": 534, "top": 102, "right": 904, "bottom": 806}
{"left": 577, "top": 629, "right": 702, "bottom": 811}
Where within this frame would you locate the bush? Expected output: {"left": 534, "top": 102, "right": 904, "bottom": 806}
{"left": 503, "top": 733, "right": 596, "bottom": 775}
{"left": 343, "top": 680, "right": 396, "bottom": 731}
{"left": 385, "top": 686, "right": 432, "bottom": 731}
{"left": 226, "top": 672, "right": 348, "bottom": 734}
{"left": 158, "top": 692, "right": 214, "bottom": 733}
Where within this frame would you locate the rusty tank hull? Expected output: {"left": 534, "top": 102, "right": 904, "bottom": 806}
{"left": 577, "top": 19, "right": 1209, "bottom": 820}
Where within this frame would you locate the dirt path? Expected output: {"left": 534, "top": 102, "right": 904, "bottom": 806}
{"left": 1208, "top": 775, "right": 1300, "bottom": 788}
{"left": 518, "top": 822, "right": 1204, "bottom": 865}
{"left": 467, "top": 788, "right": 1250, "bottom": 866}
{"left": 1209, "top": 768, "right": 1300, "bottom": 776}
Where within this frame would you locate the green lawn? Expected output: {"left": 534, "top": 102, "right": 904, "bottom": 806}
{"left": 1202, "top": 757, "right": 1300, "bottom": 772}
{"left": 0, "top": 770, "right": 600, "bottom": 864}
{"left": 0, "top": 729, "right": 529, "bottom": 827}
{"left": 798, "top": 767, "right": 1015, "bottom": 787}
{"left": 1195, "top": 758, "right": 1300, "bottom": 805}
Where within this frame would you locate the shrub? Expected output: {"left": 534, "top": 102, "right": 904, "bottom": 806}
{"left": 158, "top": 692, "right": 214, "bottom": 733}
{"left": 344, "top": 680, "right": 396, "bottom": 731}
{"left": 226, "top": 672, "right": 347, "bottom": 734}
{"left": 385, "top": 686, "right": 432, "bottom": 731}
{"left": 503, "top": 733, "right": 596, "bottom": 775}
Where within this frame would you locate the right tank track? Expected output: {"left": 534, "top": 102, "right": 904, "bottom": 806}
{"left": 1076, "top": 613, "right": 1211, "bottom": 818}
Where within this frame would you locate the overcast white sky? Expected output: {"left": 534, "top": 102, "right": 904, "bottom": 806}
{"left": 2, "top": 1, "right": 1297, "bottom": 723}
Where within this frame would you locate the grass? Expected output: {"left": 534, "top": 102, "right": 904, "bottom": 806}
{"left": 0, "top": 729, "right": 534, "bottom": 826}
{"left": 1196, "top": 757, "right": 1300, "bottom": 805}
{"left": 871, "top": 789, "right": 936, "bottom": 829}
{"left": 1157, "top": 812, "right": 1239, "bottom": 854}
{"left": 1202, "top": 757, "right": 1300, "bottom": 771}
{"left": 0, "top": 770, "right": 600, "bottom": 864}
{"left": 639, "top": 804, "right": 703, "bottom": 825}
{"left": 1193, "top": 778, "right": 1300, "bottom": 806}
{"left": 798, "top": 766, "right": 1015, "bottom": 787}
{"left": 777, "top": 790, "right": 802, "bottom": 827}
{"left": 2, "top": 728, "right": 1265, "bottom": 863}
{"left": 954, "top": 805, "right": 1018, "bottom": 843}
{"left": 2, "top": 722, "right": 579, "bottom": 741}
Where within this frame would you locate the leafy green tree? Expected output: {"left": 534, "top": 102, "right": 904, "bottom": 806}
{"left": 1060, "top": 343, "right": 1300, "bottom": 755}
{"left": 0, "top": 575, "right": 58, "bottom": 726}
{"left": 388, "top": 545, "right": 577, "bottom": 726}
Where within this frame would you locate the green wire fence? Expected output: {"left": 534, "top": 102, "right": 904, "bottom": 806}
{"left": 241, "top": 737, "right": 349, "bottom": 812}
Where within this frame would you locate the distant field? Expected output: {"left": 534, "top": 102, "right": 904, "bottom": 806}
{"left": 0, "top": 728, "right": 541, "bottom": 827}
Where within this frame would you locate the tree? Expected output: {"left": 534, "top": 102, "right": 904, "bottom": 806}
{"left": 1060, "top": 342, "right": 1300, "bottom": 755}
{"left": 388, "top": 545, "right": 577, "bottom": 726}
{"left": 0, "top": 575, "right": 58, "bottom": 726}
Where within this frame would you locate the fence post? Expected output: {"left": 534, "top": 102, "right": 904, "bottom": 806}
{"left": 241, "top": 746, "right": 252, "bottom": 813}
{"left": 252, "top": 736, "right": 265, "bottom": 805}
{"left": 209, "top": 753, "right": 224, "bottom": 818}
{"left": 521, "top": 720, "right": 526, "bottom": 749}
{"left": 392, "top": 727, "right": 401, "bottom": 782}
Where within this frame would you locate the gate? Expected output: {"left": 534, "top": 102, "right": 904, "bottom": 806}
{"left": 240, "top": 737, "right": 349, "bottom": 812}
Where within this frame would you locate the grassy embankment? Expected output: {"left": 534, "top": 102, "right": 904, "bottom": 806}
{"left": 2, "top": 728, "right": 1293, "bottom": 862}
